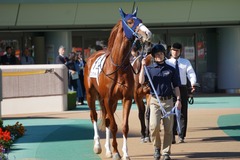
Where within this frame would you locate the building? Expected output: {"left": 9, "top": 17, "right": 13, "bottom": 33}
{"left": 1, "top": 0, "right": 240, "bottom": 93}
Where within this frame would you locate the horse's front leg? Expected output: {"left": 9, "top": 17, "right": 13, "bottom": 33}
{"left": 104, "top": 100, "right": 121, "bottom": 160}
{"left": 93, "top": 121, "right": 102, "bottom": 154}
{"left": 87, "top": 94, "right": 102, "bottom": 154}
{"left": 121, "top": 98, "right": 132, "bottom": 160}
{"left": 104, "top": 125, "right": 112, "bottom": 158}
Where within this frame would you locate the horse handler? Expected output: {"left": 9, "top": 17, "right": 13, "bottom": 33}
{"left": 139, "top": 44, "right": 181, "bottom": 160}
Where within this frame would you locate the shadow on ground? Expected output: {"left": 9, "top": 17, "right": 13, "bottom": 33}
{"left": 176, "top": 152, "right": 240, "bottom": 159}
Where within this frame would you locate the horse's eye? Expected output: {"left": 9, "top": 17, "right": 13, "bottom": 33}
{"left": 127, "top": 19, "right": 134, "bottom": 25}
{"left": 127, "top": 21, "right": 133, "bottom": 25}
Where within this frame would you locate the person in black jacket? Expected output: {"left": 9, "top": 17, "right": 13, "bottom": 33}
{"left": 65, "top": 52, "right": 84, "bottom": 105}
{"left": 1, "top": 46, "right": 18, "bottom": 65}
{"left": 55, "top": 45, "right": 68, "bottom": 64}
{"left": 76, "top": 51, "right": 86, "bottom": 105}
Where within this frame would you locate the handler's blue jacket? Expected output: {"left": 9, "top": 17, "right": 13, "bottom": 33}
{"left": 144, "top": 61, "right": 180, "bottom": 97}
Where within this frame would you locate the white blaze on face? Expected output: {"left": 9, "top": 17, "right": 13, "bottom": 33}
{"left": 138, "top": 23, "right": 152, "bottom": 42}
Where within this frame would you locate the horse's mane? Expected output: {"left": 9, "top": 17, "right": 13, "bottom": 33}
{"left": 107, "top": 20, "right": 122, "bottom": 52}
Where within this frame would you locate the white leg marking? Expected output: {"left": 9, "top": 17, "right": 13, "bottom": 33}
{"left": 122, "top": 135, "right": 129, "bottom": 159}
{"left": 104, "top": 127, "right": 112, "bottom": 158}
{"left": 93, "top": 121, "right": 102, "bottom": 154}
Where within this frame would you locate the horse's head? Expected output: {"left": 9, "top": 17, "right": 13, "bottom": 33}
{"left": 119, "top": 8, "right": 152, "bottom": 43}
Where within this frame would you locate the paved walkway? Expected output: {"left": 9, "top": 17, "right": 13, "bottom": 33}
{"left": 2, "top": 95, "right": 240, "bottom": 160}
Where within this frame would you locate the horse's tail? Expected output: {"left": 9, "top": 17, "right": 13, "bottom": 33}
{"left": 98, "top": 98, "right": 107, "bottom": 131}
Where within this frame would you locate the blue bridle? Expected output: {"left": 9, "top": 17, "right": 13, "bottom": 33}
{"left": 119, "top": 8, "right": 142, "bottom": 40}
{"left": 106, "top": 8, "right": 144, "bottom": 76}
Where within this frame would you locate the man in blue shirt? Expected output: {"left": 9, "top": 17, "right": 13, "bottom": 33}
{"left": 20, "top": 48, "right": 34, "bottom": 64}
{"left": 139, "top": 44, "right": 181, "bottom": 160}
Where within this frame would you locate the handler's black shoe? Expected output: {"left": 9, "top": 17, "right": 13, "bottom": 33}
{"left": 154, "top": 148, "right": 161, "bottom": 160}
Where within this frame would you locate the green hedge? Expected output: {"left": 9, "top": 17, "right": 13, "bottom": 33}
{"left": 67, "top": 91, "right": 76, "bottom": 110}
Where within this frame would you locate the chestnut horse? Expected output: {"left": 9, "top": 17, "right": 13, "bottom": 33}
{"left": 84, "top": 8, "right": 152, "bottom": 160}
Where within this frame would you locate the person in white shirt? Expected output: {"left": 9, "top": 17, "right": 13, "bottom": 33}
{"left": 166, "top": 42, "right": 197, "bottom": 144}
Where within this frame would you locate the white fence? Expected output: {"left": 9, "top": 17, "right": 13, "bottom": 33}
{"left": 0, "top": 64, "right": 68, "bottom": 116}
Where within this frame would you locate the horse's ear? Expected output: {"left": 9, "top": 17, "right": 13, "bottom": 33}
{"left": 119, "top": 8, "right": 126, "bottom": 18}
{"left": 132, "top": 7, "right": 138, "bottom": 17}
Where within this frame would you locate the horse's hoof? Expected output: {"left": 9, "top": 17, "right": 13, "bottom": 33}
{"left": 93, "top": 145, "right": 102, "bottom": 154}
{"left": 105, "top": 151, "right": 112, "bottom": 158}
{"left": 112, "top": 153, "right": 121, "bottom": 160}
{"left": 122, "top": 156, "right": 131, "bottom": 160}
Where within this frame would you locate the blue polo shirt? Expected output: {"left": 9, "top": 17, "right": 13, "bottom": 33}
{"left": 144, "top": 61, "right": 180, "bottom": 97}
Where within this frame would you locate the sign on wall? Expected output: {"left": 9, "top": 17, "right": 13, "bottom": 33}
{"left": 197, "top": 42, "right": 205, "bottom": 59}
{"left": 184, "top": 46, "right": 195, "bottom": 60}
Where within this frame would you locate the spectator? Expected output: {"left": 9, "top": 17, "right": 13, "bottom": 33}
{"left": 65, "top": 52, "right": 84, "bottom": 105}
{"left": 76, "top": 51, "right": 86, "bottom": 105}
{"left": 20, "top": 48, "right": 34, "bottom": 64}
{"left": 56, "top": 45, "right": 68, "bottom": 64}
{"left": 1, "top": 46, "right": 18, "bottom": 65}
{"left": 95, "top": 45, "right": 103, "bottom": 51}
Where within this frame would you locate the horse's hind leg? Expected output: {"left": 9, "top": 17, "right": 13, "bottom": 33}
{"left": 134, "top": 92, "right": 146, "bottom": 142}
{"left": 145, "top": 106, "right": 151, "bottom": 142}
{"left": 144, "top": 93, "right": 151, "bottom": 142}
{"left": 138, "top": 100, "right": 147, "bottom": 141}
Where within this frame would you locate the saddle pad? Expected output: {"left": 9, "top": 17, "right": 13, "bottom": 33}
{"left": 89, "top": 54, "right": 106, "bottom": 78}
